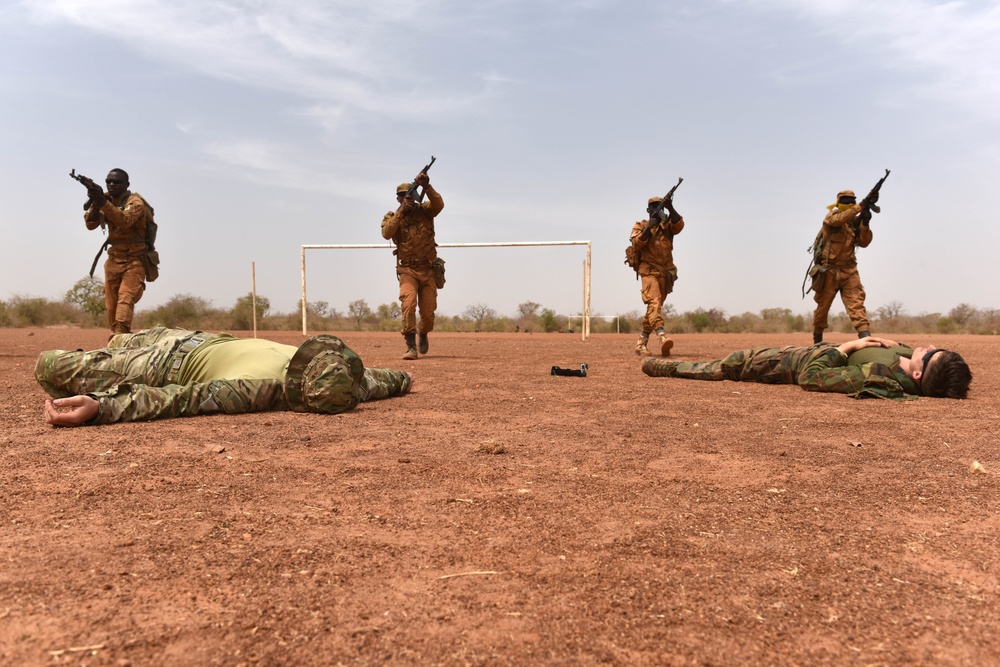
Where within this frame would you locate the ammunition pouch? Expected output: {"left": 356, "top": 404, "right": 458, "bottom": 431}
{"left": 432, "top": 257, "right": 446, "bottom": 289}
{"left": 142, "top": 249, "right": 160, "bottom": 282}
{"left": 809, "top": 264, "right": 827, "bottom": 293}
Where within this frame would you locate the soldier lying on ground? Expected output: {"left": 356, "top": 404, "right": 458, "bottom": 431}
{"left": 36, "top": 327, "right": 411, "bottom": 426}
{"left": 641, "top": 337, "right": 971, "bottom": 400}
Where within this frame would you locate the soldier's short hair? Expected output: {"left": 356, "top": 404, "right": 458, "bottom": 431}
{"left": 922, "top": 350, "right": 972, "bottom": 399}
{"left": 109, "top": 168, "right": 129, "bottom": 183}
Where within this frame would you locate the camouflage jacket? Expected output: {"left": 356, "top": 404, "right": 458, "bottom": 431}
{"left": 818, "top": 204, "right": 872, "bottom": 267}
{"left": 380, "top": 185, "right": 444, "bottom": 265}
{"left": 630, "top": 213, "right": 684, "bottom": 276}
{"left": 798, "top": 344, "right": 918, "bottom": 400}
{"left": 85, "top": 191, "right": 152, "bottom": 258}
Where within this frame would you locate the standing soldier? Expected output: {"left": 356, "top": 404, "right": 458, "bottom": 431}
{"left": 629, "top": 192, "right": 684, "bottom": 356}
{"left": 82, "top": 168, "right": 155, "bottom": 335}
{"left": 381, "top": 167, "right": 444, "bottom": 360}
{"left": 809, "top": 188, "right": 875, "bottom": 343}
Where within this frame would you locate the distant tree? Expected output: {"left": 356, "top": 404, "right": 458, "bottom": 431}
{"left": 948, "top": 303, "right": 977, "bottom": 328}
{"left": 464, "top": 303, "right": 497, "bottom": 330}
{"left": 348, "top": 299, "right": 372, "bottom": 328}
{"left": 875, "top": 300, "right": 906, "bottom": 322}
{"left": 65, "top": 276, "right": 106, "bottom": 323}
{"left": 231, "top": 293, "right": 271, "bottom": 329}
{"left": 540, "top": 308, "right": 559, "bottom": 333}
{"left": 140, "top": 294, "right": 216, "bottom": 329}
{"left": 517, "top": 301, "right": 541, "bottom": 319}
{"left": 377, "top": 302, "right": 402, "bottom": 320}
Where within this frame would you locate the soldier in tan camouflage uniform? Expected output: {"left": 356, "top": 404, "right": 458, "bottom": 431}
{"left": 381, "top": 170, "right": 444, "bottom": 360}
{"left": 84, "top": 169, "right": 154, "bottom": 335}
{"left": 630, "top": 195, "right": 684, "bottom": 356}
{"left": 37, "top": 327, "right": 411, "bottom": 426}
{"left": 642, "top": 337, "right": 971, "bottom": 400}
{"left": 810, "top": 189, "right": 873, "bottom": 344}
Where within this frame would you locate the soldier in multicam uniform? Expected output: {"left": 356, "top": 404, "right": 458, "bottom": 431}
{"left": 381, "top": 170, "right": 445, "bottom": 360}
{"left": 84, "top": 169, "right": 154, "bottom": 335}
{"left": 642, "top": 337, "right": 971, "bottom": 400}
{"left": 36, "top": 327, "right": 411, "bottom": 426}
{"left": 810, "top": 189, "right": 873, "bottom": 344}
{"left": 630, "top": 194, "right": 684, "bottom": 357}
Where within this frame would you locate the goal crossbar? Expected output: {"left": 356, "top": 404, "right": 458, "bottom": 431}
{"left": 300, "top": 241, "right": 592, "bottom": 338}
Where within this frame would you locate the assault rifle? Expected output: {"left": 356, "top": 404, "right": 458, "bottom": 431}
{"left": 858, "top": 169, "right": 890, "bottom": 226}
{"left": 649, "top": 177, "right": 683, "bottom": 228}
{"left": 70, "top": 169, "right": 99, "bottom": 210}
{"left": 406, "top": 155, "right": 436, "bottom": 203}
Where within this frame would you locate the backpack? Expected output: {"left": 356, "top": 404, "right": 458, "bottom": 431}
{"left": 134, "top": 193, "right": 160, "bottom": 282}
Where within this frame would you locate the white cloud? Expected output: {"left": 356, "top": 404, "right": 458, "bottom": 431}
{"left": 730, "top": 0, "right": 1000, "bottom": 120}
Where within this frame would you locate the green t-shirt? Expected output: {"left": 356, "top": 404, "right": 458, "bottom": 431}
{"left": 179, "top": 337, "right": 299, "bottom": 384}
{"left": 845, "top": 344, "right": 919, "bottom": 396}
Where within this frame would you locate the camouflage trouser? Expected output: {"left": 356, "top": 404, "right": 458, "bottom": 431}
{"left": 639, "top": 267, "right": 676, "bottom": 334}
{"left": 812, "top": 264, "right": 870, "bottom": 334}
{"left": 104, "top": 253, "right": 147, "bottom": 334}
{"left": 35, "top": 327, "right": 206, "bottom": 398}
{"left": 667, "top": 344, "right": 831, "bottom": 384}
{"left": 397, "top": 265, "right": 437, "bottom": 335}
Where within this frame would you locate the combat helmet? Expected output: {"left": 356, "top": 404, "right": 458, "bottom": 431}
{"left": 285, "top": 335, "right": 365, "bottom": 414}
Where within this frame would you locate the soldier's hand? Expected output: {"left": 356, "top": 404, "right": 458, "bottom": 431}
{"left": 399, "top": 194, "right": 415, "bottom": 212}
{"left": 414, "top": 171, "right": 430, "bottom": 188}
{"left": 86, "top": 182, "right": 106, "bottom": 206}
{"left": 44, "top": 396, "right": 99, "bottom": 427}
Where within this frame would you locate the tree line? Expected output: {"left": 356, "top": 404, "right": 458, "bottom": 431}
{"left": 1, "top": 276, "right": 998, "bottom": 335}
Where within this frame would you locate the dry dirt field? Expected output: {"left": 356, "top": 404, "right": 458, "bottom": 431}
{"left": 1, "top": 328, "right": 998, "bottom": 666}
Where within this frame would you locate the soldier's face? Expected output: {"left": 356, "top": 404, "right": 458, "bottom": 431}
{"left": 106, "top": 171, "right": 128, "bottom": 198}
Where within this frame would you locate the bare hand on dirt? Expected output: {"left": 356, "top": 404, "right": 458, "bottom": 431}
{"left": 44, "top": 396, "right": 99, "bottom": 427}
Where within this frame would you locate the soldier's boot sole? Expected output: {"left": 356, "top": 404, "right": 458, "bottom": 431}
{"left": 659, "top": 337, "right": 674, "bottom": 357}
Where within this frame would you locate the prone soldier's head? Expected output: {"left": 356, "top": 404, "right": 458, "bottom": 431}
{"left": 284, "top": 335, "right": 365, "bottom": 414}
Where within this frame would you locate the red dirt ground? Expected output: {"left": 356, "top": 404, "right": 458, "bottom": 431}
{"left": 1, "top": 328, "right": 997, "bottom": 666}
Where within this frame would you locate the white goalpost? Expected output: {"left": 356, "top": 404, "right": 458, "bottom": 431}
{"left": 300, "top": 241, "right": 593, "bottom": 339}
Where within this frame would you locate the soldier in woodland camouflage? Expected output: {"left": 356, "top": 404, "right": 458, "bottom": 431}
{"left": 37, "top": 327, "right": 411, "bottom": 426}
{"left": 642, "top": 337, "right": 971, "bottom": 400}
{"left": 630, "top": 195, "right": 684, "bottom": 356}
{"left": 84, "top": 168, "right": 154, "bottom": 334}
{"left": 381, "top": 170, "right": 445, "bottom": 360}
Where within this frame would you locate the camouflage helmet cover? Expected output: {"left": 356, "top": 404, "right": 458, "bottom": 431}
{"left": 285, "top": 335, "right": 365, "bottom": 414}
{"left": 396, "top": 182, "right": 412, "bottom": 195}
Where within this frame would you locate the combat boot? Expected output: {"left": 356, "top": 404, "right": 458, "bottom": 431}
{"left": 418, "top": 332, "right": 429, "bottom": 355}
{"left": 658, "top": 334, "right": 674, "bottom": 357}
{"left": 403, "top": 333, "right": 418, "bottom": 360}
{"left": 642, "top": 357, "right": 680, "bottom": 377}
{"left": 858, "top": 330, "right": 871, "bottom": 339}
{"left": 635, "top": 335, "right": 650, "bottom": 356}
{"left": 813, "top": 331, "right": 823, "bottom": 345}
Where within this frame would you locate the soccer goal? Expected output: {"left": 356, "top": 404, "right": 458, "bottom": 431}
{"left": 300, "top": 241, "right": 593, "bottom": 339}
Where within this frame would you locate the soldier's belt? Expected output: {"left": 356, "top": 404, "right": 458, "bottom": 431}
{"left": 165, "top": 335, "right": 207, "bottom": 385}
{"left": 397, "top": 258, "right": 431, "bottom": 268}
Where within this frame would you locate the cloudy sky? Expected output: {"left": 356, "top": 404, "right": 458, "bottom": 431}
{"left": 2, "top": 0, "right": 998, "bottom": 323}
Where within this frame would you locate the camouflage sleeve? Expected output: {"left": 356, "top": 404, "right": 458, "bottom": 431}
{"left": 857, "top": 222, "right": 873, "bottom": 248}
{"left": 356, "top": 368, "right": 412, "bottom": 401}
{"left": 668, "top": 214, "right": 685, "bottom": 236}
{"left": 381, "top": 210, "right": 400, "bottom": 240}
{"left": 87, "top": 379, "right": 288, "bottom": 424}
{"left": 421, "top": 184, "right": 444, "bottom": 217}
{"left": 823, "top": 204, "right": 862, "bottom": 229}
{"left": 98, "top": 193, "right": 147, "bottom": 233}
{"left": 84, "top": 202, "right": 104, "bottom": 229}
{"left": 797, "top": 348, "right": 915, "bottom": 400}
